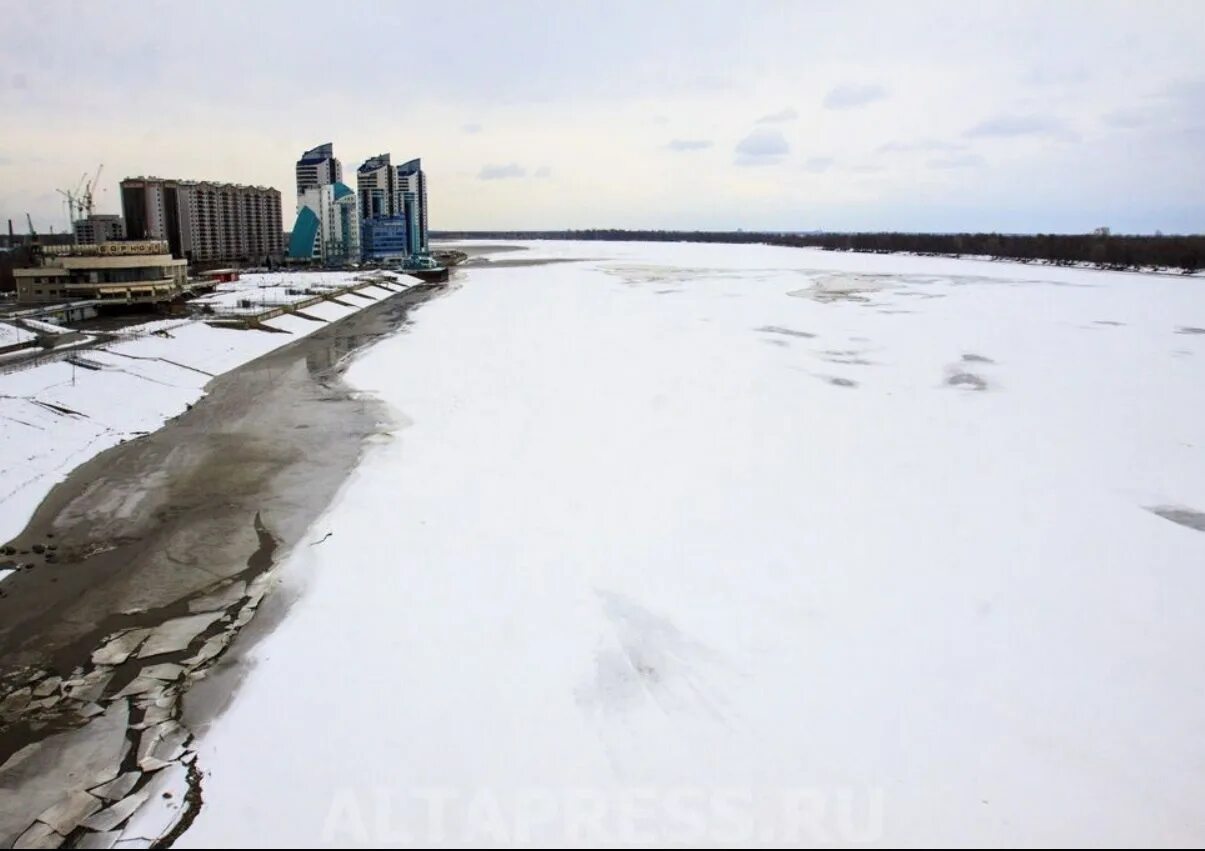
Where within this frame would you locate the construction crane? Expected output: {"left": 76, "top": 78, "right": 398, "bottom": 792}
{"left": 55, "top": 188, "right": 78, "bottom": 227}
{"left": 80, "top": 163, "right": 104, "bottom": 219}
{"left": 55, "top": 170, "right": 91, "bottom": 233}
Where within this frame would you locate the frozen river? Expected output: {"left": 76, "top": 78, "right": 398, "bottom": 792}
{"left": 181, "top": 241, "right": 1205, "bottom": 847}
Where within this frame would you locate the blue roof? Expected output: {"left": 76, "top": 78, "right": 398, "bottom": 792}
{"left": 298, "top": 143, "right": 334, "bottom": 164}
{"left": 358, "top": 154, "right": 390, "bottom": 173}
{"left": 397, "top": 158, "right": 422, "bottom": 175}
{"left": 288, "top": 206, "right": 320, "bottom": 259}
{"left": 332, "top": 181, "right": 354, "bottom": 201}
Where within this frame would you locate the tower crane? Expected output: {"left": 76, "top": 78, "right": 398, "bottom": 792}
{"left": 81, "top": 163, "right": 104, "bottom": 219}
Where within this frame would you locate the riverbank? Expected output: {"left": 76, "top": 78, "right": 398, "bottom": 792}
{"left": 0, "top": 281, "right": 446, "bottom": 848}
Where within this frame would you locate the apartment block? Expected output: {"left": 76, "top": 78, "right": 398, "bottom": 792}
{"left": 120, "top": 177, "right": 284, "bottom": 264}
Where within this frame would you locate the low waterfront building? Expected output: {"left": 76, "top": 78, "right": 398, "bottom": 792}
{"left": 360, "top": 217, "right": 409, "bottom": 262}
{"left": 14, "top": 241, "right": 187, "bottom": 305}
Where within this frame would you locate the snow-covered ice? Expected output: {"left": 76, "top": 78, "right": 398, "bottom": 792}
{"left": 107, "top": 242, "right": 1205, "bottom": 845}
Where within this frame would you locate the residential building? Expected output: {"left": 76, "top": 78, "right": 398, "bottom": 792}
{"left": 296, "top": 143, "right": 342, "bottom": 200}
{"left": 13, "top": 240, "right": 187, "bottom": 305}
{"left": 287, "top": 182, "right": 361, "bottom": 264}
{"left": 357, "top": 154, "right": 395, "bottom": 221}
{"left": 73, "top": 214, "right": 125, "bottom": 245}
{"left": 120, "top": 177, "right": 284, "bottom": 264}
{"left": 395, "top": 158, "right": 429, "bottom": 255}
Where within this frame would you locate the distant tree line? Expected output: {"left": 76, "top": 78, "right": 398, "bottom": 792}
{"left": 432, "top": 229, "right": 1204, "bottom": 272}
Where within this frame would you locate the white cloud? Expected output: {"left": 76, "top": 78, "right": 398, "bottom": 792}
{"left": 756, "top": 108, "right": 798, "bottom": 123}
{"left": 823, "top": 83, "right": 887, "bottom": 110}
{"left": 478, "top": 163, "right": 526, "bottom": 180}
{"left": 964, "top": 114, "right": 1067, "bottom": 138}
{"left": 735, "top": 128, "right": 789, "bottom": 166}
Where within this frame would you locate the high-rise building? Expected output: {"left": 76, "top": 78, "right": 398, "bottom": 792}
{"left": 395, "top": 158, "right": 428, "bottom": 255}
{"left": 74, "top": 214, "right": 125, "bottom": 245}
{"left": 357, "top": 154, "right": 395, "bottom": 221}
{"left": 295, "top": 143, "right": 342, "bottom": 202}
{"left": 120, "top": 177, "right": 283, "bottom": 263}
{"left": 355, "top": 152, "right": 430, "bottom": 262}
{"left": 288, "top": 182, "right": 360, "bottom": 264}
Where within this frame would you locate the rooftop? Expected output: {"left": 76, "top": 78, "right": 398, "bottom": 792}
{"left": 358, "top": 154, "right": 391, "bottom": 173}
{"left": 298, "top": 142, "right": 335, "bottom": 164}
{"left": 121, "top": 177, "right": 279, "bottom": 193}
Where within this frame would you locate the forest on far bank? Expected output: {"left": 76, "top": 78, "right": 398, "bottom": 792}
{"left": 432, "top": 229, "right": 1204, "bottom": 272}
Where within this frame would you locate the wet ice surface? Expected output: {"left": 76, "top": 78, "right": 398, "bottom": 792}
{"left": 183, "top": 241, "right": 1205, "bottom": 847}
{"left": 1147, "top": 505, "right": 1205, "bottom": 533}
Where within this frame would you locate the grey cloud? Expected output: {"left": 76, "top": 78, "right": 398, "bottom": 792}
{"left": 803, "top": 157, "right": 834, "bottom": 173}
{"left": 927, "top": 153, "right": 985, "bottom": 169}
{"left": 734, "top": 128, "right": 790, "bottom": 165}
{"left": 1102, "top": 108, "right": 1149, "bottom": 129}
{"left": 478, "top": 163, "right": 526, "bottom": 180}
{"left": 462, "top": 122, "right": 483, "bottom": 134}
{"left": 757, "top": 108, "right": 798, "bottom": 123}
{"left": 667, "top": 139, "right": 713, "bottom": 151}
{"left": 823, "top": 84, "right": 887, "bottom": 110}
{"left": 878, "top": 138, "right": 966, "bottom": 154}
{"left": 965, "top": 114, "right": 1069, "bottom": 138}
{"left": 1163, "top": 78, "right": 1205, "bottom": 103}
{"left": 1022, "top": 67, "right": 1090, "bottom": 87}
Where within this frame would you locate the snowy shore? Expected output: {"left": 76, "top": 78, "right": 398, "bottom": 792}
{"left": 179, "top": 241, "right": 1205, "bottom": 846}
{"left": 0, "top": 280, "right": 439, "bottom": 850}
{"left": 0, "top": 272, "right": 410, "bottom": 567}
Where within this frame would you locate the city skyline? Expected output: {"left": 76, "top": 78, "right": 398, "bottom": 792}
{"left": 1, "top": 0, "right": 1203, "bottom": 235}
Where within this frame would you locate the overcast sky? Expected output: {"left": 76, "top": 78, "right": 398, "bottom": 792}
{"left": 2, "top": 0, "right": 1202, "bottom": 234}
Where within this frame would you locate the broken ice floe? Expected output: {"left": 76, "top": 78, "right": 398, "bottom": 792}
{"left": 3, "top": 551, "right": 279, "bottom": 848}
{"left": 12, "top": 820, "right": 63, "bottom": 849}
{"left": 91, "top": 630, "right": 151, "bottom": 666}
{"left": 137, "top": 612, "right": 224, "bottom": 658}
{"left": 112, "top": 762, "right": 189, "bottom": 846}
{"left": 91, "top": 772, "right": 140, "bottom": 803}
{"left": 136, "top": 721, "right": 189, "bottom": 772}
{"left": 80, "top": 791, "right": 149, "bottom": 833}
{"left": 186, "top": 579, "right": 247, "bottom": 614}
{"left": 35, "top": 790, "right": 103, "bottom": 836}
{"left": 75, "top": 829, "right": 121, "bottom": 849}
